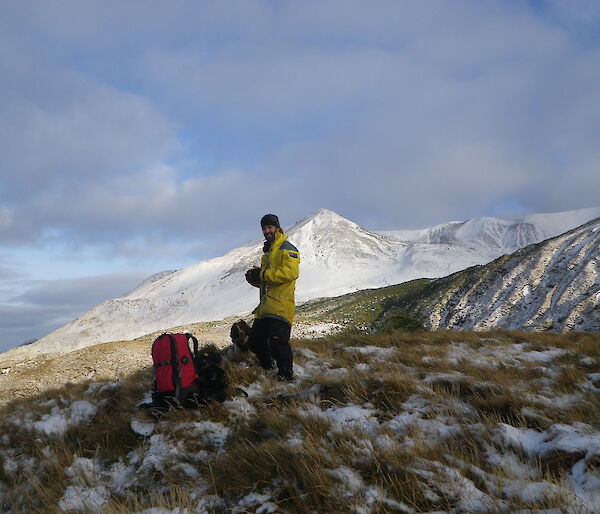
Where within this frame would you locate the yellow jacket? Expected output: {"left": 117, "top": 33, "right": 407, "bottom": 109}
{"left": 253, "top": 229, "right": 300, "bottom": 325}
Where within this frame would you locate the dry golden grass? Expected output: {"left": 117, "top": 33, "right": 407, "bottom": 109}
{"left": 207, "top": 414, "right": 452, "bottom": 512}
{"left": 105, "top": 485, "right": 198, "bottom": 513}
{"left": 1, "top": 328, "right": 599, "bottom": 512}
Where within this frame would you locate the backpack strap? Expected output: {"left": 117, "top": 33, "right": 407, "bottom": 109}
{"left": 187, "top": 333, "right": 200, "bottom": 372}
{"left": 167, "top": 334, "right": 180, "bottom": 399}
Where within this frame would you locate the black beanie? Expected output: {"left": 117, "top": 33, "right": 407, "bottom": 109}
{"left": 260, "top": 214, "right": 280, "bottom": 228}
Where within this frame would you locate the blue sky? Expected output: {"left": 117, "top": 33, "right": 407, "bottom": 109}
{"left": 1, "top": 0, "right": 599, "bottom": 352}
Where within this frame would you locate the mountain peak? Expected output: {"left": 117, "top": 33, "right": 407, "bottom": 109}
{"left": 9, "top": 206, "right": 599, "bottom": 359}
{"left": 308, "top": 208, "right": 348, "bottom": 223}
{"left": 287, "top": 208, "right": 356, "bottom": 235}
{"left": 313, "top": 207, "right": 341, "bottom": 217}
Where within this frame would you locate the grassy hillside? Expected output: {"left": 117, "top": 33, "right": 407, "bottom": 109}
{"left": 296, "top": 278, "right": 432, "bottom": 333}
{"left": 294, "top": 256, "right": 520, "bottom": 334}
{"left": 296, "top": 230, "right": 590, "bottom": 334}
{"left": 1, "top": 329, "right": 600, "bottom": 512}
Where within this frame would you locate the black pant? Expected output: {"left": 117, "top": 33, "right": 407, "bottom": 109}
{"left": 249, "top": 317, "right": 293, "bottom": 379}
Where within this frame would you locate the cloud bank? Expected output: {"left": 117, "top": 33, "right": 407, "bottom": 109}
{"left": 0, "top": 0, "right": 599, "bottom": 351}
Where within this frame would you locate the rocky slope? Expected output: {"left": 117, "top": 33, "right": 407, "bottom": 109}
{"left": 296, "top": 217, "right": 599, "bottom": 334}
{"left": 408, "top": 217, "right": 599, "bottom": 332}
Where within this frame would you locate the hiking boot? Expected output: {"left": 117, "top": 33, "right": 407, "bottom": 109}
{"left": 276, "top": 370, "right": 293, "bottom": 382}
{"left": 260, "top": 359, "right": 275, "bottom": 371}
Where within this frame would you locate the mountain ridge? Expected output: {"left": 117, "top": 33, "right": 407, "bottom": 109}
{"left": 379, "top": 206, "right": 600, "bottom": 259}
{"left": 3, "top": 207, "right": 598, "bottom": 360}
{"left": 415, "top": 216, "right": 600, "bottom": 332}
{"left": 296, "top": 216, "right": 600, "bottom": 334}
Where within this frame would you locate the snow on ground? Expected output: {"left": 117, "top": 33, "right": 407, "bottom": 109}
{"left": 1, "top": 334, "right": 600, "bottom": 512}
{"left": 7, "top": 399, "right": 99, "bottom": 437}
{"left": 294, "top": 322, "right": 344, "bottom": 338}
{"left": 344, "top": 345, "right": 397, "bottom": 360}
{"left": 443, "top": 341, "right": 572, "bottom": 367}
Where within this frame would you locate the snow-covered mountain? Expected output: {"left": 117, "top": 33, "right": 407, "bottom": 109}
{"left": 379, "top": 206, "right": 600, "bottom": 260}
{"left": 404, "top": 217, "right": 600, "bottom": 332}
{"left": 4, "top": 207, "right": 599, "bottom": 358}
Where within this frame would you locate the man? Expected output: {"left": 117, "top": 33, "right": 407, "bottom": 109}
{"left": 245, "top": 214, "right": 300, "bottom": 380}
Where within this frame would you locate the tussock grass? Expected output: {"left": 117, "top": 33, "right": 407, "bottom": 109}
{"left": 552, "top": 393, "right": 600, "bottom": 427}
{"left": 222, "top": 357, "right": 265, "bottom": 388}
{"left": 2, "top": 328, "right": 600, "bottom": 512}
{"left": 471, "top": 391, "right": 533, "bottom": 427}
{"left": 208, "top": 417, "right": 448, "bottom": 512}
{"left": 210, "top": 439, "right": 335, "bottom": 511}
{"left": 553, "top": 366, "right": 588, "bottom": 391}
{"left": 360, "top": 372, "right": 420, "bottom": 414}
{"left": 6, "top": 445, "right": 71, "bottom": 513}
{"left": 293, "top": 338, "right": 335, "bottom": 359}
{"left": 105, "top": 485, "right": 198, "bottom": 513}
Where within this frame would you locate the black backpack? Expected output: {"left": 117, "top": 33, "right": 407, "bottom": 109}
{"left": 194, "top": 347, "right": 228, "bottom": 404}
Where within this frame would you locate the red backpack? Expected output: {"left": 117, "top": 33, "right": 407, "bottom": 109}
{"left": 150, "top": 332, "right": 228, "bottom": 408}
{"left": 151, "top": 333, "right": 200, "bottom": 407}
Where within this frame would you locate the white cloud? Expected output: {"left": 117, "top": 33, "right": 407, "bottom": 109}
{"left": 0, "top": 75, "right": 178, "bottom": 190}
{"left": 2, "top": 1, "right": 598, "bottom": 240}
{"left": 10, "top": 273, "right": 150, "bottom": 307}
{"left": 0, "top": 272, "right": 151, "bottom": 352}
{"left": 0, "top": 0, "right": 599, "bottom": 349}
{"left": 0, "top": 208, "right": 13, "bottom": 230}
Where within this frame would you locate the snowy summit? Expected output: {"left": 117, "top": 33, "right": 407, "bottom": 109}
{"left": 4, "top": 207, "right": 599, "bottom": 358}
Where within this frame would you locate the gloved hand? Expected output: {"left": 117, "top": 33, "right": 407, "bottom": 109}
{"left": 245, "top": 267, "right": 261, "bottom": 286}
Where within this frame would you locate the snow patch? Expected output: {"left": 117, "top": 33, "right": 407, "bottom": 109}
{"left": 224, "top": 397, "right": 257, "bottom": 423}
{"left": 131, "top": 419, "right": 155, "bottom": 437}
{"left": 58, "top": 485, "right": 110, "bottom": 512}
{"left": 326, "top": 404, "right": 379, "bottom": 433}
